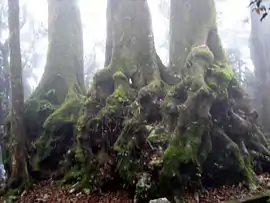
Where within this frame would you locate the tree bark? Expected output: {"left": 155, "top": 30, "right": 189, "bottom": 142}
{"left": 33, "top": 0, "right": 85, "bottom": 105}
{"left": 8, "top": 0, "right": 29, "bottom": 188}
{"left": 108, "top": 0, "right": 159, "bottom": 88}
{"left": 249, "top": 8, "right": 270, "bottom": 132}
{"left": 104, "top": 0, "right": 113, "bottom": 67}
{"left": 169, "top": 0, "right": 226, "bottom": 75}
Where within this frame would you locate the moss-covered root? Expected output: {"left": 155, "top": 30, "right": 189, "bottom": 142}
{"left": 29, "top": 85, "right": 85, "bottom": 175}
{"left": 114, "top": 119, "right": 149, "bottom": 185}
{"left": 160, "top": 44, "right": 262, "bottom": 189}
{"left": 74, "top": 71, "right": 136, "bottom": 182}
{"left": 160, "top": 46, "right": 216, "bottom": 185}
{"left": 212, "top": 127, "right": 259, "bottom": 185}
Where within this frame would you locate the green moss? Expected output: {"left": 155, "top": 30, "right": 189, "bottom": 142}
{"left": 23, "top": 99, "right": 56, "bottom": 139}
{"left": 115, "top": 142, "right": 140, "bottom": 185}
{"left": 74, "top": 141, "right": 84, "bottom": 163}
{"left": 3, "top": 98, "right": 56, "bottom": 175}
{"left": 115, "top": 138, "right": 137, "bottom": 184}
{"left": 44, "top": 83, "right": 85, "bottom": 130}
{"left": 113, "top": 71, "right": 128, "bottom": 81}
{"left": 27, "top": 85, "right": 85, "bottom": 172}
{"left": 134, "top": 173, "right": 157, "bottom": 202}
{"left": 186, "top": 45, "right": 214, "bottom": 66}
{"left": 212, "top": 65, "right": 234, "bottom": 83}
{"left": 43, "top": 98, "right": 82, "bottom": 131}
{"left": 147, "top": 125, "right": 168, "bottom": 143}
{"left": 114, "top": 120, "right": 146, "bottom": 185}
{"left": 206, "top": 64, "right": 235, "bottom": 99}
{"left": 97, "top": 85, "right": 130, "bottom": 118}
{"left": 238, "top": 152, "right": 257, "bottom": 184}
{"left": 162, "top": 123, "right": 205, "bottom": 178}
{"left": 30, "top": 135, "right": 53, "bottom": 171}
{"left": 62, "top": 167, "right": 84, "bottom": 184}
{"left": 33, "top": 74, "right": 69, "bottom": 105}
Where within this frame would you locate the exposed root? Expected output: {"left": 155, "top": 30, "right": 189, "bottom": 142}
{"left": 6, "top": 44, "right": 270, "bottom": 202}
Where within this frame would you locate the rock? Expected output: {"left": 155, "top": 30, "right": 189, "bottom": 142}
{"left": 83, "top": 188, "right": 91, "bottom": 195}
{"left": 149, "top": 198, "right": 171, "bottom": 203}
{"left": 69, "top": 188, "right": 75, "bottom": 194}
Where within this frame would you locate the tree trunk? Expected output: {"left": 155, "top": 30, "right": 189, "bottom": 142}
{"left": 104, "top": 0, "right": 113, "bottom": 67}
{"left": 76, "top": 0, "right": 178, "bottom": 192}
{"left": 103, "top": 0, "right": 160, "bottom": 88}
{"left": 2, "top": 0, "right": 86, "bottom": 181}
{"left": 73, "top": 2, "right": 270, "bottom": 200}
{"left": 7, "top": 0, "right": 29, "bottom": 188}
{"left": 249, "top": 7, "right": 270, "bottom": 132}
{"left": 169, "top": 0, "right": 226, "bottom": 74}
{"left": 0, "top": 97, "right": 3, "bottom": 126}
{"left": 33, "top": 0, "right": 85, "bottom": 105}
{"left": 0, "top": 41, "right": 11, "bottom": 107}
{"left": 162, "top": 0, "right": 270, "bottom": 192}
{"left": 96, "top": 0, "right": 177, "bottom": 99}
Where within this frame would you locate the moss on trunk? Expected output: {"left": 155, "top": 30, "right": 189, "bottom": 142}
{"left": 3, "top": 0, "right": 270, "bottom": 202}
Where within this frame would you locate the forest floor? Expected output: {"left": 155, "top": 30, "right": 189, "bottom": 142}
{"left": 0, "top": 174, "right": 270, "bottom": 202}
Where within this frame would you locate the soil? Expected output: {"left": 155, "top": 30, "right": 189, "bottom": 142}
{"left": 1, "top": 174, "right": 270, "bottom": 203}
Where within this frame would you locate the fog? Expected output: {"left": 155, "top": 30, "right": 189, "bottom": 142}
{"left": 17, "top": 0, "right": 252, "bottom": 89}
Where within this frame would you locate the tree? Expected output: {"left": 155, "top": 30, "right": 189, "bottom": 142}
{"left": 0, "top": 0, "right": 46, "bottom": 105}
{"left": 73, "top": 0, "right": 269, "bottom": 200}
{"left": 226, "top": 48, "right": 250, "bottom": 86}
{"left": 164, "top": 0, "right": 270, "bottom": 189}
{"left": 169, "top": 0, "right": 225, "bottom": 74}
{"left": 249, "top": 7, "right": 270, "bottom": 132}
{"left": 3, "top": 0, "right": 84, "bottom": 191}
{"left": 2, "top": 0, "right": 86, "bottom": 183}
{"left": 21, "top": 17, "right": 48, "bottom": 99}
{"left": 3, "top": 0, "right": 270, "bottom": 201}
{"left": 32, "top": 0, "right": 85, "bottom": 104}
{"left": 7, "top": 0, "right": 29, "bottom": 188}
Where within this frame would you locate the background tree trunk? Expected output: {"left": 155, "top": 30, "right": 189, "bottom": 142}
{"left": 8, "top": 0, "right": 29, "bottom": 188}
{"left": 33, "top": 0, "right": 84, "bottom": 105}
{"left": 104, "top": 0, "right": 113, "bottom": 67}
{"left": 249, "top": 7, "right": 270, "bottom": 132}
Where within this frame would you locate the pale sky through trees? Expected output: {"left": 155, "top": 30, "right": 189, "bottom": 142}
{"left": 18, "top": 0, "right": 252, "bottom": 88}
